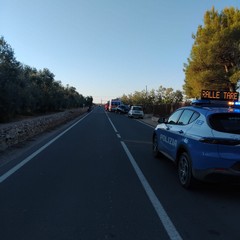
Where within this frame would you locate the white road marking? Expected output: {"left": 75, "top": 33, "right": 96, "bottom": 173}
{"left": 105, "top": 113, "right": 118, "bottom": 133}
{"left": 116, "top": 134, "right": 121, "bottom": 138}
{"left": 106, "top": 114, "right": 182, "bottom": 240}
{"left": 137, "top": 119, "right": 156, "bottom": 128}
{"left": 2, "top": 110, "right": 182, "bottom": 238}
{"left": 121, "top": 141, "right": 182, "bottom": 240}
{"left": 0, "top": 114, "right": 89, "bottom": 183}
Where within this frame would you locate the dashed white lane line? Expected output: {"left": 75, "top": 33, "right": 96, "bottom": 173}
{"left": 106, "top": 113, "right": 182, "bottom": 240}
{"left": 116, "top": 134, "right": 121, "bottom": 138}
{"left": 0, "top": 114, "right": 89, "bottom": 183}
{"left": 106, "top": 114, "right": 118, "bottom": 133}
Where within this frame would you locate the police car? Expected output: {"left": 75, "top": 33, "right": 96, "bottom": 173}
{"left": 152, "top": 90, "right": 240, "bottom": 188}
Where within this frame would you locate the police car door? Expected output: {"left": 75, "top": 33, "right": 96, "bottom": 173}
{"left": 165, "top": 109, "right": 195, "bottom": 161}
{"left": 162, "top": 109, "right": 183, "bottom": 161}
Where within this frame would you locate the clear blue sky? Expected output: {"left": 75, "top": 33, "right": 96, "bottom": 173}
{"left": 1, "top": 0, "right": 239, "bottom": 103}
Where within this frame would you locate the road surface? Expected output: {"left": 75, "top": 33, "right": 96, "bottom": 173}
{"left": 0, "top": 106, "right": 240, "bottom": 240}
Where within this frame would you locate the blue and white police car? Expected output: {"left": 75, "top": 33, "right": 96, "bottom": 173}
{"left": 152, "top": 90, "right": 240, "bottom": 188}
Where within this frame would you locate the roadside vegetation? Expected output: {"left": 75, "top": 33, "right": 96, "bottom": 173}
{"left": 1, "top": 7, "right": 240, "bottom": 121}
{"left": 119, "top": 86, "right": 186, "bottom": 116}
{"left": 121, "top": 7, "right": 240, "bottom": 115}
{"left": 183, "top": 7, "right": 240, "bottom": 98}
{"left": 121, "top": 86, "right": 184, "bottom": 106}
{"left": 120, "top": 7, "right": 240, "bottom": 116}
{"left": 0, "top": 36, "right": 92, "bottom": 122}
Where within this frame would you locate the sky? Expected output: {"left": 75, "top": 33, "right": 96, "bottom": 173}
{"left": 1, "top": 0, "right": 240, "bottom": 103}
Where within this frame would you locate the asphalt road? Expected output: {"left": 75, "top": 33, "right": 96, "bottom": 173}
{"left": 0, "top": 106, "right": 240, "bottom": 240}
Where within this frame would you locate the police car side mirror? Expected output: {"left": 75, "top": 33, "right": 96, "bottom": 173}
{"left": 158, "top": 117, "right": 167, "bottom": 123}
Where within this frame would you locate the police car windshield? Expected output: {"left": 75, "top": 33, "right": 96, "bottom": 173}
{"left": 208, "top": 113, "right": 240, "bottom": 133}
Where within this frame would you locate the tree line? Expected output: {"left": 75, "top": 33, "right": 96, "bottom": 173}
{"left": 123, "top": 7, "right": 240, "bottom": 105}
{"left": 2, "top": 7, "right": 240, "bottom": 121}
{"left": 0, "top": 36, "right": 92, "bottom": 122}
{"left": 120, "top": 86, "right": 184, "bottom": 106}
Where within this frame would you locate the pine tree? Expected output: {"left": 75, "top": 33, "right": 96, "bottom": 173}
{"left": 183, "top": 7, "right": 240, "bottom": 98}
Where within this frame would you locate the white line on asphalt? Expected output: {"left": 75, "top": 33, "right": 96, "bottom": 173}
{"left": 137, "top": 119, "right": 156, "bottom": 129}
{"left": 105, "top": 113, "right": 118, "bottom": 133}
{"left": 0, "top": 114, "right": 89, "bottom": 183}
{"left": 106, "top": 114, "right": 182, "bottom": 240}
{"left": 121, "top": 141, "right": 182, "bottom": 240}
{"left": 116, "top": 134, "right": 121, "bottom": 138}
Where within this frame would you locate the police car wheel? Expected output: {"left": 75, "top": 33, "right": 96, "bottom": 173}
{"left": 152, "top": 134, "right": 160, "bottom": 158}
{"left": 178, "top": 152, "right": 194, "bottom": 188}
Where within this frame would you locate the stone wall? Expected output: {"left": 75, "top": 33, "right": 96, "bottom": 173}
{"left": 0, "top": 108, "right": 87, "bottom": 151}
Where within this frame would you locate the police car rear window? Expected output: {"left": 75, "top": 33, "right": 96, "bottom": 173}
{"left": 208, "top": 113, "right": 240, "bottom": 133}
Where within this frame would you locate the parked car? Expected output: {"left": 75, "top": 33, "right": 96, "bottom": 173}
{"left": 152, "top": 99, "right": 240, "bottom": 189}
{"left": 128, "top": 106, "right": 144, "bottom": 119}
{"left": 116, "top": 105, "right": 129, "bottom": 114}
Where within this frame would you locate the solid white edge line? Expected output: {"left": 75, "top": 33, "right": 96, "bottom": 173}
{"left": 121, "top": 141, "right": 182, "bottom": 240}
{"left": 0, "top": 114, "right": 89, "bottom": 183}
